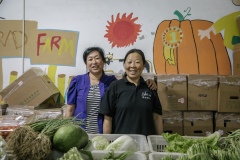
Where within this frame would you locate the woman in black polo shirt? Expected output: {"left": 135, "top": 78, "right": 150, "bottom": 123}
{"left": 99, "top": 49, "right": 163, "bottom": 136}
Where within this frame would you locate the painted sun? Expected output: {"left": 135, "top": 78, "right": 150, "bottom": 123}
{"left": 104, "top": 13, "right": 142, "bottom": 48}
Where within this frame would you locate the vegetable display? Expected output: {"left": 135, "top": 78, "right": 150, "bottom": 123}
{"left": 6, "top": 116, "right": 84, "bottom": 160}
{"left": 4, "top": 116, "right": 137, "bottom": 160}
{"left": 58, "top": 148, "right": 133, "bottom": 160}
{"left": 162, "top": 131, "right": 221, "bottom": 153}
{"left": 161, "top": 129, "right": 240, "bottom": 160}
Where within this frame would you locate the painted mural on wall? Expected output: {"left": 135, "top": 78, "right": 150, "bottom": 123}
{"left": 104, "top": 13, "right": 141, "bottom": 48}
{"left": 153, "top": 8, "right": 240, "bottom": 75}
{"left": 0, "top": 20, "right": 79, "bottom": 102}
{"left": 103, "top": 13, "right": 154, "bottom": 73}
{"left": 0, "top": 0, "right": 239, "bottom": 104}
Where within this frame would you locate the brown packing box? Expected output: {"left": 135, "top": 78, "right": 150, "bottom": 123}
{"left": 215, "top": 112, "right": 240, "bottom": 137}
{"left": 141, "top": 73, "right": 155, "bottom": 81}
{"left": 218, "top": 76, "right": 240, "bottom": 113}
{"left": 188, "top": 75, "right": 218, "bottom": 111}
{"left": 233, "top": 44, "right": 240, "bottom": 75}
{"left": 183, "top": 111, "right": 213, "bottom": 136}
{"left": 162, "top": 111, "right": 183, "bottom": 135}
{"left": 0, "top": 68, "right": 59, "bottom": 107}
{"left": 157, "top": 75, "right": 187, "bottom": 111}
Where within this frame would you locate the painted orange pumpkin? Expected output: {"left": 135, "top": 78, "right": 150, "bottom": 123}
{"left": 153, "top": 18, "right": 231, "bottom": 75}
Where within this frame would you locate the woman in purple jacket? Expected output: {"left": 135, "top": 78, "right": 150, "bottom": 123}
{"left": 65, "top": 47, "right": 156, "bottom": 134}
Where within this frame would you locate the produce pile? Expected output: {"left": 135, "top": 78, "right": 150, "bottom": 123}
{"left": 84, "top": 135, "right": 138, "bottom": 152}
{"left": 53, "top": 134, "right": 137, "bottom": 160}
{"left": 4, "top": 116, "right": 137, "bottom": 160}
{"left": 59, "top": 147, "right": 134, "bottom": 160}
{"left": 160, "top": 129, "right": 240, "bottom": 160}
{"left": 5, "top": 116, "right": 86, "bottom": 160}
{"left": 54, "top": 134, "right": 138, "bottom": 160}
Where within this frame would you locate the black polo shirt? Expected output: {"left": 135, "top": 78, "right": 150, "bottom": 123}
{"left": 99, "top": 74, "right": 162, "bottom": 136}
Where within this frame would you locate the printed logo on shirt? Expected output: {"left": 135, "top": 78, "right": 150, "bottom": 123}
{"left": 141, "top": 91, "right": 151, "bottom": 100}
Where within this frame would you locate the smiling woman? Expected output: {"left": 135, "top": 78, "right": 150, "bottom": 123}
{"left": 99, "top": 48, "right": 163, "bottom": 136}
{"left": 65, "top": 46, "right": 117, "bottom": 134}
{"left": 66, "top": 47, "right": 157, "bottom": 135}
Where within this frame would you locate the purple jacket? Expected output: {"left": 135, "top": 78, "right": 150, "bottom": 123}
{"left": 67, "top": 72, "right": 116, "bottom": 133}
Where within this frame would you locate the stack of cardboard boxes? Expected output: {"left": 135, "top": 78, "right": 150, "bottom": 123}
{"left": 157, "top": 74, "right": 240, "bottom": 136}
{"left": 185, "top": 75, "right": 217, "bottom": 136}
{"left": 157, "top": 75, "right": 187, "bottom": 136}
{"left": 216, "top": 76, "right": 240, "bottom": 136}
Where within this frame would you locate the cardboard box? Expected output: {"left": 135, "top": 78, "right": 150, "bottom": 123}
{"left": 188, "top": 75, "right": 218, "bottom": 111}
{"left": 162, "top": 111, "right": 183, "bottom": 135}
{"left": 218, "top": 76, "right": 240, "bottom": 113}
{"left": 233, "top": 44, "right": 240, "bottom": 75}
{"left": 157, "top": 75, "right": 187, "bottom": 111}
{"left": 215, "top": 112, "right": 240, "bottom": 137}
{"left": 141, "top": 73, "right": 155, "bottom": 80}
{"left": 0, "top": 68, "right": 59, "bottom": 107}
{"left": 183, "top": 111, "right": 213, "bottom": 136}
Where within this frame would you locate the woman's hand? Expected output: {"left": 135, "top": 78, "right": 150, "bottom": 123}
{"left": 146, "top": 79, "right": 157, "bottom": 90}
{"left": 65, "top": 104, "right": 75, "bottom": 117}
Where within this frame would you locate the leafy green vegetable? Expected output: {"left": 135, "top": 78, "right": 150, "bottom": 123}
{"left": 58, "top": 147, "right": 84, "bottom": 160}
{"left": 162, "top": 131, "right": 240, "bottom": 160}
{"left": 162, "top": 132, "right": 196, "bottom": 153}
{"left": 215, "top": 129, "right": 240, "bottom": 159}
{"left": 186, "top": 143, "right": 212, "bottom": 160}
{"left": 105, "top": 135, "right": 138, "bottom": 152}
{"left": 195, "top": 131, "right": 221, "bottom": 146}
{"left": 101, "top": 149, "right": 133, "bottom": 160}
{"left": 162, "top": 131, "right": 221, "bottom": 153}
{"left": 161, "top": 154, "right": 175, "bottom": 160}
{"left": 92, "top": 136, "right": 110, "bottom": 150}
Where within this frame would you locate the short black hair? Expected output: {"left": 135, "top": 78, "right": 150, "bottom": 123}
{"left": 123, "top": 48, "right": 146, "bottom": 65}
{"left": 83, "top": 46, "right": 106, "bottom": 64}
